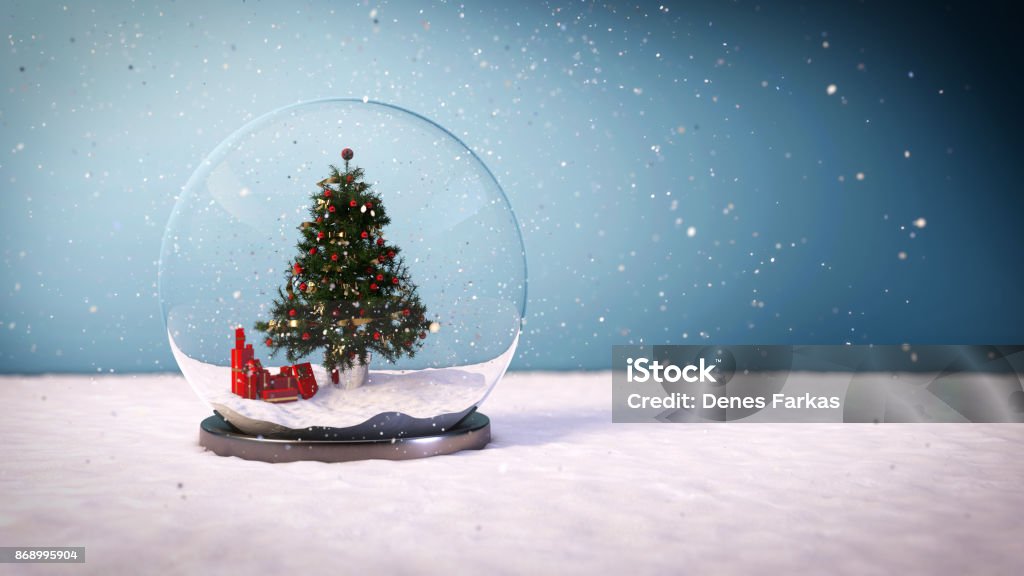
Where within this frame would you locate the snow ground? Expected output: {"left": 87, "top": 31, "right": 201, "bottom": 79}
{"left": 0, "top": 372, "right": 1022, "bottom": 576}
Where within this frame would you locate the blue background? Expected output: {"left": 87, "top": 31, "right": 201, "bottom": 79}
{"left": 1, "top": 1, "right": 1021, "bottom": 373}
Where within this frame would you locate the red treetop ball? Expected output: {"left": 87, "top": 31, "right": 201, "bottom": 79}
{"left": 341, "top": 148, "right": 354, "bottom": 161}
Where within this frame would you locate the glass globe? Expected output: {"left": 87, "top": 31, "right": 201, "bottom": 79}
{"left": 159, "top": 99, "right": 526, "bottom": 439}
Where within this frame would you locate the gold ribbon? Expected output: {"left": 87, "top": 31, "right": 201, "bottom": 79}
{"left": 337, "top": 317, "right": 374, "bottom": 328}
{"left": 335, "top": 311, "right": 404, "bottom": 328}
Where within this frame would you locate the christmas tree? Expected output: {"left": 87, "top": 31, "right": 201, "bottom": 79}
{"left": 255, "top": 148, "right": 433, "bottom": 376}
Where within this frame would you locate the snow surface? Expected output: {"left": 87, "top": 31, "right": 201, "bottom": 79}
{"left": 172, "top": 331, "right": 515, "bottom": 434}
{"left": 1, "top": 372, "right": 1023, "bottom": 575}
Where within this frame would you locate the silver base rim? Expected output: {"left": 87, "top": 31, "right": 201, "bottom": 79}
{"left": 199, "top": 411, "right": 490, "bottom": 463}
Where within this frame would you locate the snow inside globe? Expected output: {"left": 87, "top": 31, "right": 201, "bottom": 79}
{"left": 159, "top": 99, "right": 526, "bottom": 440}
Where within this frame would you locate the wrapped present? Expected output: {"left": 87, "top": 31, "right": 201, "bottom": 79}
{"left": 266, "top": 372, "right": 296, "bottom": 391}
{"left": 261, "top": 387, "right": 298, "bottom": 403}
{"left": 241, "top": 360, "right": 266, "bottom": 399}
{"left": 231, "top": 328, "right": 258, "bottom": 399}
{"left": 293, "top": 362, "right": 319, "bottom": 399}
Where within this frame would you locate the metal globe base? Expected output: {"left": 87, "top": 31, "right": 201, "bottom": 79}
{"left": 199, "top": 410, "right": 490, "bottom": 463}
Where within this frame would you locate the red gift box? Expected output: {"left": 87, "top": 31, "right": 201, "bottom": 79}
{"left": 261, "top": 387, "right": 299, "bottom": 403}
{"left": 293, "top": 362, "right": 318, "bottom": 399}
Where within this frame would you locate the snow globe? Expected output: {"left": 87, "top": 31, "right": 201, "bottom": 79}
{"left": 159, "top": 99, "right": 526, "bottom": 461}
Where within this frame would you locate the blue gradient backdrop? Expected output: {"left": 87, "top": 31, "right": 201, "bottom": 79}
{"left": 1, "top": 1, "right": 1021, "bottom": 372}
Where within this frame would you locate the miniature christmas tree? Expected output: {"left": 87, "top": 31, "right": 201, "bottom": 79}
{"left": 255, "top": 148, "right": 433, "bottom": 378}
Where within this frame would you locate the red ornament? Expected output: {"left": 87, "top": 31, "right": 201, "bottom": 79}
{"left": 376, "top": 274, "right": 384, "bottom": 281}
{"left": 265, "top": 338, "right": 273, "bottom": 346}
{"left": 365, "top": 202, "right": 373, "bottom": 208}
{"left": 387, "top": 250, "right": 396, "bottom": 259}
{"left": 316, "top": 217, "right": 323, "bottom": 223}
{"left": 293, "top": 264, "right": 303, "bottom": 275}
{"left": 376, "top": 238, "right": 384, "bottom": 246}
{"left": 317, "top": 231, "right": 325, "bottom": 240}
{"left": 361, "top": 231, "right": 369, "bottom": 239}
{"left": 346, "top": 174, "right": 353, "bottom": 183}
{"left": 299, "top": 282, "right": 307, "bottom": 291}
{"left": 373, "top": 332, "right": 381, "bottom": 341}
{"left": 419, "top": 332, "right": 427, "bottom": 339}
{"left": 288, "top": 293, "right": 295, "bottom": 300}
{"left": 392, "top": 277, "right": 399, "bottom": 285}
{"left": 331, "top": 308, "right": 340, "bottom": 317}
{"left": 309, "top": 247, "right": 317, "bottom": 255}
{"left": 370, "top": 283, "right": 379, "bottom": 291}
{"left": 402, "top": 309, "right": 410, "bottom": 316}
{"left": 359, "top": 308, "right": 365, "bottom": 316}
{"left": 301, "top": 332, "right": 311, "bottom": 341}
{"left": 341, "top": 148, "right": 354, "bottom": 161}
{"left": 349, "top": 199, "right": 357, "bottom": 207}
{"left": 328, "top": 205, "right": 336, "bottom": 213}
{"left": 289, "top": 309, "right": 297, "bottom": 317}
{"left": 323, "top": 189, "right": 332, "bottom": 198}
{"left": 331, "top": 253, "right": 339, "bottom": 262}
